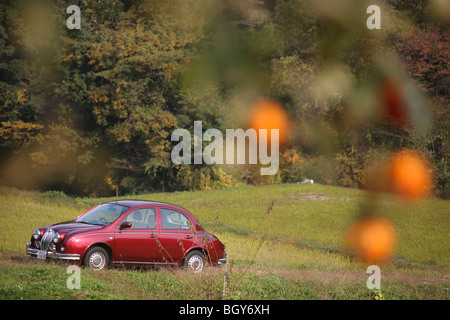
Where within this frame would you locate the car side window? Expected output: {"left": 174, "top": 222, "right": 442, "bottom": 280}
{"left": 160, "top": 208, "right": 191, "bottom": 230}
{"left": 122, "top": 208, "right": 156, "bottom": 230}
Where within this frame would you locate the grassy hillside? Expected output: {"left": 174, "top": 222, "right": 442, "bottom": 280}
{"left": 0, "top": 184, "right": 448, "bottom": 300}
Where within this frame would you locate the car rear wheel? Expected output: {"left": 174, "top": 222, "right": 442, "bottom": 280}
{"left": 184, "top": 250, "right": 205, "bottom": 273}
{"left": 84, "top": 246, "right": 109, "bottom": 271}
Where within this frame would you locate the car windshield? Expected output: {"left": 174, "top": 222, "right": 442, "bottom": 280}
{"left": 75, "top": 203, "right": 128, "bottom": 226}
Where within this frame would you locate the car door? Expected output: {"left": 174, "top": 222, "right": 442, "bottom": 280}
{"left": 156, "top": 207, "right": 196, "bottom": 263}
{"left": 114, "top": 207, "right": 161, "bottom": 263}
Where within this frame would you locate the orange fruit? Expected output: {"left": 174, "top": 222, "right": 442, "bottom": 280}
{"left": 346, "top": 216, "right": 397, "bottom": 264}
{"left": 389, "top": 149, "right": 433, "bottom": 199}
{"left": 247, "top": 99, "right": 290, "bottom": 146}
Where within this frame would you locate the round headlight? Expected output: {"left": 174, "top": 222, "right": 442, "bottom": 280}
{"left": 52, "top": 232, "right": 61, "bottom": 244}
{"left": 33, "top": 229, "right": 41, "bottom": 240}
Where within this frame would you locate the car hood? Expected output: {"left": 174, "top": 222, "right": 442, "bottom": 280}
{"left": 47, "top": 221, "right": 105, "bottom": 235}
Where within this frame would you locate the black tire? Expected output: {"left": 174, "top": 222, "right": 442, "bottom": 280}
{"left": 83, "top": 246, "right": 109, "bottom": 271}
{"left": 183, "top": 250, "right": 205, "bottom": 273}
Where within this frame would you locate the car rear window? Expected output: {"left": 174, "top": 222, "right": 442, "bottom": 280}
{"left": 160, "top": 208, "right": 191, "bottom": 230}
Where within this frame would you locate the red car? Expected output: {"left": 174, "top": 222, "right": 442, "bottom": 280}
{"left": 26, "top": 200, "right": 226, "bottom": 272}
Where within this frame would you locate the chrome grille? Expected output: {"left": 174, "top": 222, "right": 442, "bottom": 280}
{"left": 41, "top": 229, "right": 54, "bottom": 251}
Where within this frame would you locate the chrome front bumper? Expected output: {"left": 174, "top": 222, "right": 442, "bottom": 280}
{"left": 218, "top": 250, "right": 227, "bottom": 265}
{"left": 26, "top": 242, "right": 80, "bottom": 261}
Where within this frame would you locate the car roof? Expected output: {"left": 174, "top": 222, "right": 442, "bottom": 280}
{"left": 105, "top": 199, "right": 186, "bottom": 210}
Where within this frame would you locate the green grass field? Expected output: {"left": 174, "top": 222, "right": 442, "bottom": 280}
{"left": 0, "top": 184, "right": 448, "bottom": 300}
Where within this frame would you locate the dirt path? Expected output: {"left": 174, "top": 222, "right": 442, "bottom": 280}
{"left": 227, "top": 265, "right": 449, "bottom": 285}
{"left": 279, "top": 269, "right": 449, "bottom": 284}
{"left": 2, "top": 254, "right": 449, "bottom": 285}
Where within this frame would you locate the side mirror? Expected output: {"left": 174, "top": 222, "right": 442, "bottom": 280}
{"left": 119, "top": 222, "right": 132, "bottom": 230}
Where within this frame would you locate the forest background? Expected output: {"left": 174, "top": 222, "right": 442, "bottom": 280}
{"left": 0, "top": 0, "right": 448, "bottom": 198}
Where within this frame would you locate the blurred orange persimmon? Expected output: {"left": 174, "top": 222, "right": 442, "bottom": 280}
{"left": 247, "top": 99, "right": 290, "bottom": 146}
{"left": 346, "top": 216, "right": 397, "bottom": 264}
{"left": 388, "top": 149, "right": 433, "bottom": 199}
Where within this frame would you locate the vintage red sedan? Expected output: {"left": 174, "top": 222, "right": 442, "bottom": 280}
{"left": 26, "top": 200, "right": 226, "bottom": 272}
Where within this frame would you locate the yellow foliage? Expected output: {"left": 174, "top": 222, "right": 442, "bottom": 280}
{"left": 0, "top": 121, "right": 43, "bottom": 146}
{"left": 176, "top": 165, "right": 236, "bottom": 191}
{"left": 105, "top": 176, "right": 117, "bottom": 190}
{"left": 17, "top": 89, "right": 28, "bottom": 105}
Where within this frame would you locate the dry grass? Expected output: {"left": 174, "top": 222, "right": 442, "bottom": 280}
{"left": 0, "top": 184, "right": 449, "bottom": 300}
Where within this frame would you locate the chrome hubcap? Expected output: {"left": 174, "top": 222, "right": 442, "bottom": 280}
{"left": 89, "top": 252, "right": 106, "bottom": 270}
{"left": 187, "top": 255, "right": 204, "bottom": 272}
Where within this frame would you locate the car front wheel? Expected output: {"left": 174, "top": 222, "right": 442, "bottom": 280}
{"left": 184, "top": 250, "right": 205, "bottom": 273}
{"left": 84, "top": 246, "right": 109, "bottom": 271}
